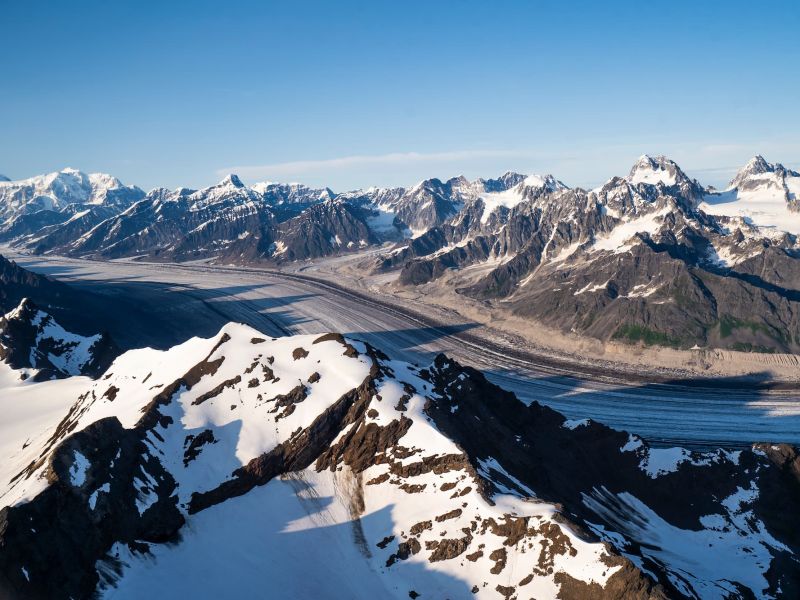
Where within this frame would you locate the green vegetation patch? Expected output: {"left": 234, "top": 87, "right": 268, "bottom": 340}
{"left": 613, "top": 324, "right": 684, "bottom": 348}
{"left": 718, "top": 315, "right": 786, "bottom": 343}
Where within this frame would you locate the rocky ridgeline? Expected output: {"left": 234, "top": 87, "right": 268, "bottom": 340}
{"left": 0, "top": 323, "right": 798, "bottom": 598}
{"left": 1, "top": 156, "right": 799, "bottom": 352}
{"left": 379, "top": 156, "right": 800, "bottom": 353}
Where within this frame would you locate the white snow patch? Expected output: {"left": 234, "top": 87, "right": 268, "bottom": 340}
{"left": 574, "top": 280, "right": 610, "bottom": 295}
{"left": 69, "top": 450, "right": 90, "bottom": 487}
{"left": 89, "top": 482, "right": 110, "bottom": 510}
{"left": 699, "top": 177, "right": 800, "bottom": 235}
{"left": 589, "top": 207, "right": 670, "bottom": 253}
{"left": 640, "top": 447, "right": 690, "bottom": 478}
{"left": 620, "top": 435, "right": 643, "bottom": 453}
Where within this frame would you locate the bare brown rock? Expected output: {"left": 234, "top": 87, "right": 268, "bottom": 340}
{"left": 192, "top": 375, "right": 241, "bottom": 405}
{"left": 410, "top": 520, "right": 432, "bottom": 535}
{"left": 489, "top": 548, "right": 507, "bottom": 575}
{"left": 435, "top": 508, "right": 462, "bottom": 523}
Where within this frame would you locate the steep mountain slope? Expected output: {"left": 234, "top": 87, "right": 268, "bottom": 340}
{"left": 217, "top": 198, "right": 379, "bottom": 262}
{"left": 252, "top": 181, "right": 336, "bottom": 220}
{"left": 0, "top": 323, "right": 798, "bottom": 599}
{"left": 0, "top": 254, "right": 79, "bottom": 315}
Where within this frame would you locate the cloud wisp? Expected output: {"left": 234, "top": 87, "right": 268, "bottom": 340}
{"left": 217, "top": 150, "right": 532, "bottom": 181}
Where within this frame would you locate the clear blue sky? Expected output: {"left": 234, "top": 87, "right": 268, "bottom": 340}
{"left": 2, "top": 0, "right": 799, "bottom": 191}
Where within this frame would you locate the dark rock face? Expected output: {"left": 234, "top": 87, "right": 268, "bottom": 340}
{"left": 267, "top": 200, "right": 377, "bottom": 262}
{"left": 0, "top": 255, "right": 69, "bottom": 312}
{"left": 385, "top": 172, "right": 533, "bottom": 234}
{"left": 0, "top": 298, "right": 118, "bottom": 380}
{"left": 0, "top": 417, "right": 184, "bottom": 600}
{"left": 390, "top": 177, "right": 468, "bottom": 233}
{"left": 209, "top": 199, "right": 381, "bottom": 264}
{"left": 0, "top": 208, "right": 74, "bottom": 242}
{"left": 66, "top": 183, "right": 274, "bottom": 261}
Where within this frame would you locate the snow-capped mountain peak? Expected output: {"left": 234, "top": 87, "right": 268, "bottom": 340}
{"left": 217, "top": 174, "right": 245, "bottom": 188}
{"left": 739, "top": 154, "right": 771, "bottom": 173}
{"left": 520, "top": 173, "right": 566, "bottom": 191}
{"left": 729, "top": 155, "right": 800, "bottom": 190}
{"left": 472, "top": 173, "right": 566, "bottom": 224}
{"left": 698, "top": 155, "right": 800, "bottom": 234}
{"left": 627, "top": 154, "right": 683, "bottom": 186}
{"left": 0, "top": 169, "right": 144, "bottom": 218}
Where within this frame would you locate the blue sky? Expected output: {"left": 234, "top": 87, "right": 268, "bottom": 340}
{"left": 2, "top": 0, "right": 799, "bottom": 191}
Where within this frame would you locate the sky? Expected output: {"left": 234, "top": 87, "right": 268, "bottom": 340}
{"left": 2, "top": 0, "right": 799, "bottom": 192}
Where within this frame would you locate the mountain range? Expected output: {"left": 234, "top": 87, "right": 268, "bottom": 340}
{"left": 1, "top": 155, "right": 798, "bottom": 353}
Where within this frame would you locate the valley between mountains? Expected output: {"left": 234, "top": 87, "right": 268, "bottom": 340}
{"left": 5, "top": 250, "right": 800, "bottom": 450}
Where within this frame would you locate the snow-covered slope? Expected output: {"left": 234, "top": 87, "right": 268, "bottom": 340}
{"left": 0, "top": 168, "right": 144, "bottom": 220}
{"left": 477, "top": 174, "right": 567, "bottom": 224}
{"left": 699, "top": 155, "right": 800, "bottom": 235}
{"left": 0, "top": 322, "right": 798, "bottom": 599}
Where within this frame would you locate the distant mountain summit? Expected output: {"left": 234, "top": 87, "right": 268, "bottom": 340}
{"left": 627, "top": 154, "right": 683, "bottom": 185}
{"left": 699, "top": 155, "right": 800, "bottom": 233}
{"left": 0, "top": 168, "right": 144, "bottom": 219}
{"left": 729, "top": 155, "right": 800, "bottom": 190}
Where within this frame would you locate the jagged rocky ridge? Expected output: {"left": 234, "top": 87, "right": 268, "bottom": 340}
{"left": 0, "top": 323, "right": 798, "bottom": 599}
{"left": 2, "top": 157, "right": 800, "bottom": 352}
{"left": 379, "top": 156, "right": 800, "bottom": 353}
{"left": 0, "top": 299, "right": 118, "bottom": 381}
{"left": 0, "top": 169, "right": 528, "bottom": 263}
